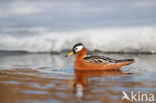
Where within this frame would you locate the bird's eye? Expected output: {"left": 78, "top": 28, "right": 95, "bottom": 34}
{"left": 74, "top": 45, "right": 83, "bottom": 52}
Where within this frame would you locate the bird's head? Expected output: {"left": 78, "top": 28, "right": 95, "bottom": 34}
{"left": 65, "top": 43, "right": 85, "bottom": 57}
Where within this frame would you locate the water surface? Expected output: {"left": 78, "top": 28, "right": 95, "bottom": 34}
{"left": 0, "top": 52, "right": 156, "bottom": 103}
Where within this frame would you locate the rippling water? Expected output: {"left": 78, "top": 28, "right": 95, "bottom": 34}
{"left": 0, "top": 52, "right": 156, "bottom": 103}
{"left": 1, "top": 0, "right": 156, "bottom": 102}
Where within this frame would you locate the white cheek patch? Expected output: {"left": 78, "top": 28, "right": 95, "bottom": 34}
{"left": 76, "top": 45, "right": 83, "bottom": 52}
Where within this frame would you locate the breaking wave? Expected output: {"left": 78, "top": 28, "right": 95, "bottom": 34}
{"left": 0, "top": 26, "right": 156, "bottom": 53}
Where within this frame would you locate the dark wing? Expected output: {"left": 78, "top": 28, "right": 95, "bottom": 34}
{"left": 83, "top": 55, "right": 117, "bottom": 64}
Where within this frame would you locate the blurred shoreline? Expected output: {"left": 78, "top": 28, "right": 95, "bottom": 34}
{"left": 1, "top": 50, "right": 156, "bottom": 54}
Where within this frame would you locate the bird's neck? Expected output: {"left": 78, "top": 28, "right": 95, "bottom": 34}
{"left": 76, "top": 48, "right": 87, "bottom": 59}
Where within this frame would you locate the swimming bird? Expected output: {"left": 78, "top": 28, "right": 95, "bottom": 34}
{"left": 65, "top": 43, "right": 134, "bottom": 70}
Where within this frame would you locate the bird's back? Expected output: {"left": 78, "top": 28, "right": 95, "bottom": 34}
{"left": 83, "top": 55, "right": 134, "bottom": 66}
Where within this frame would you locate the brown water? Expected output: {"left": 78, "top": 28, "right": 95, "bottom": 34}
{"left": 0, "top": 52, "right": 156, "bottom": 103}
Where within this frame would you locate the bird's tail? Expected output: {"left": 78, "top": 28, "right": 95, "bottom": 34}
{"left": 116, "top": 59, "right": 134, "bottom": 66}
{"left": 116, "top": 59, "right": 134, "bottom": 63}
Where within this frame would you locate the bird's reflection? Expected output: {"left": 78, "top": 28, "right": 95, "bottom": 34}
{"left": 73, "top": 69, "right": 131, "bottom": 99}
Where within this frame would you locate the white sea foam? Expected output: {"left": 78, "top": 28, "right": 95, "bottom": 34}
{"left": 0, "top": 26, "right": 156, "bottom": 53}
{"left": 0, "top": 0, "right": 155, "bottom": 53}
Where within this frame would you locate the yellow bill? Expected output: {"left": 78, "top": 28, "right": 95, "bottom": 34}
{"left": 65, "top": 51, "right": 74, "bottom": 57}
